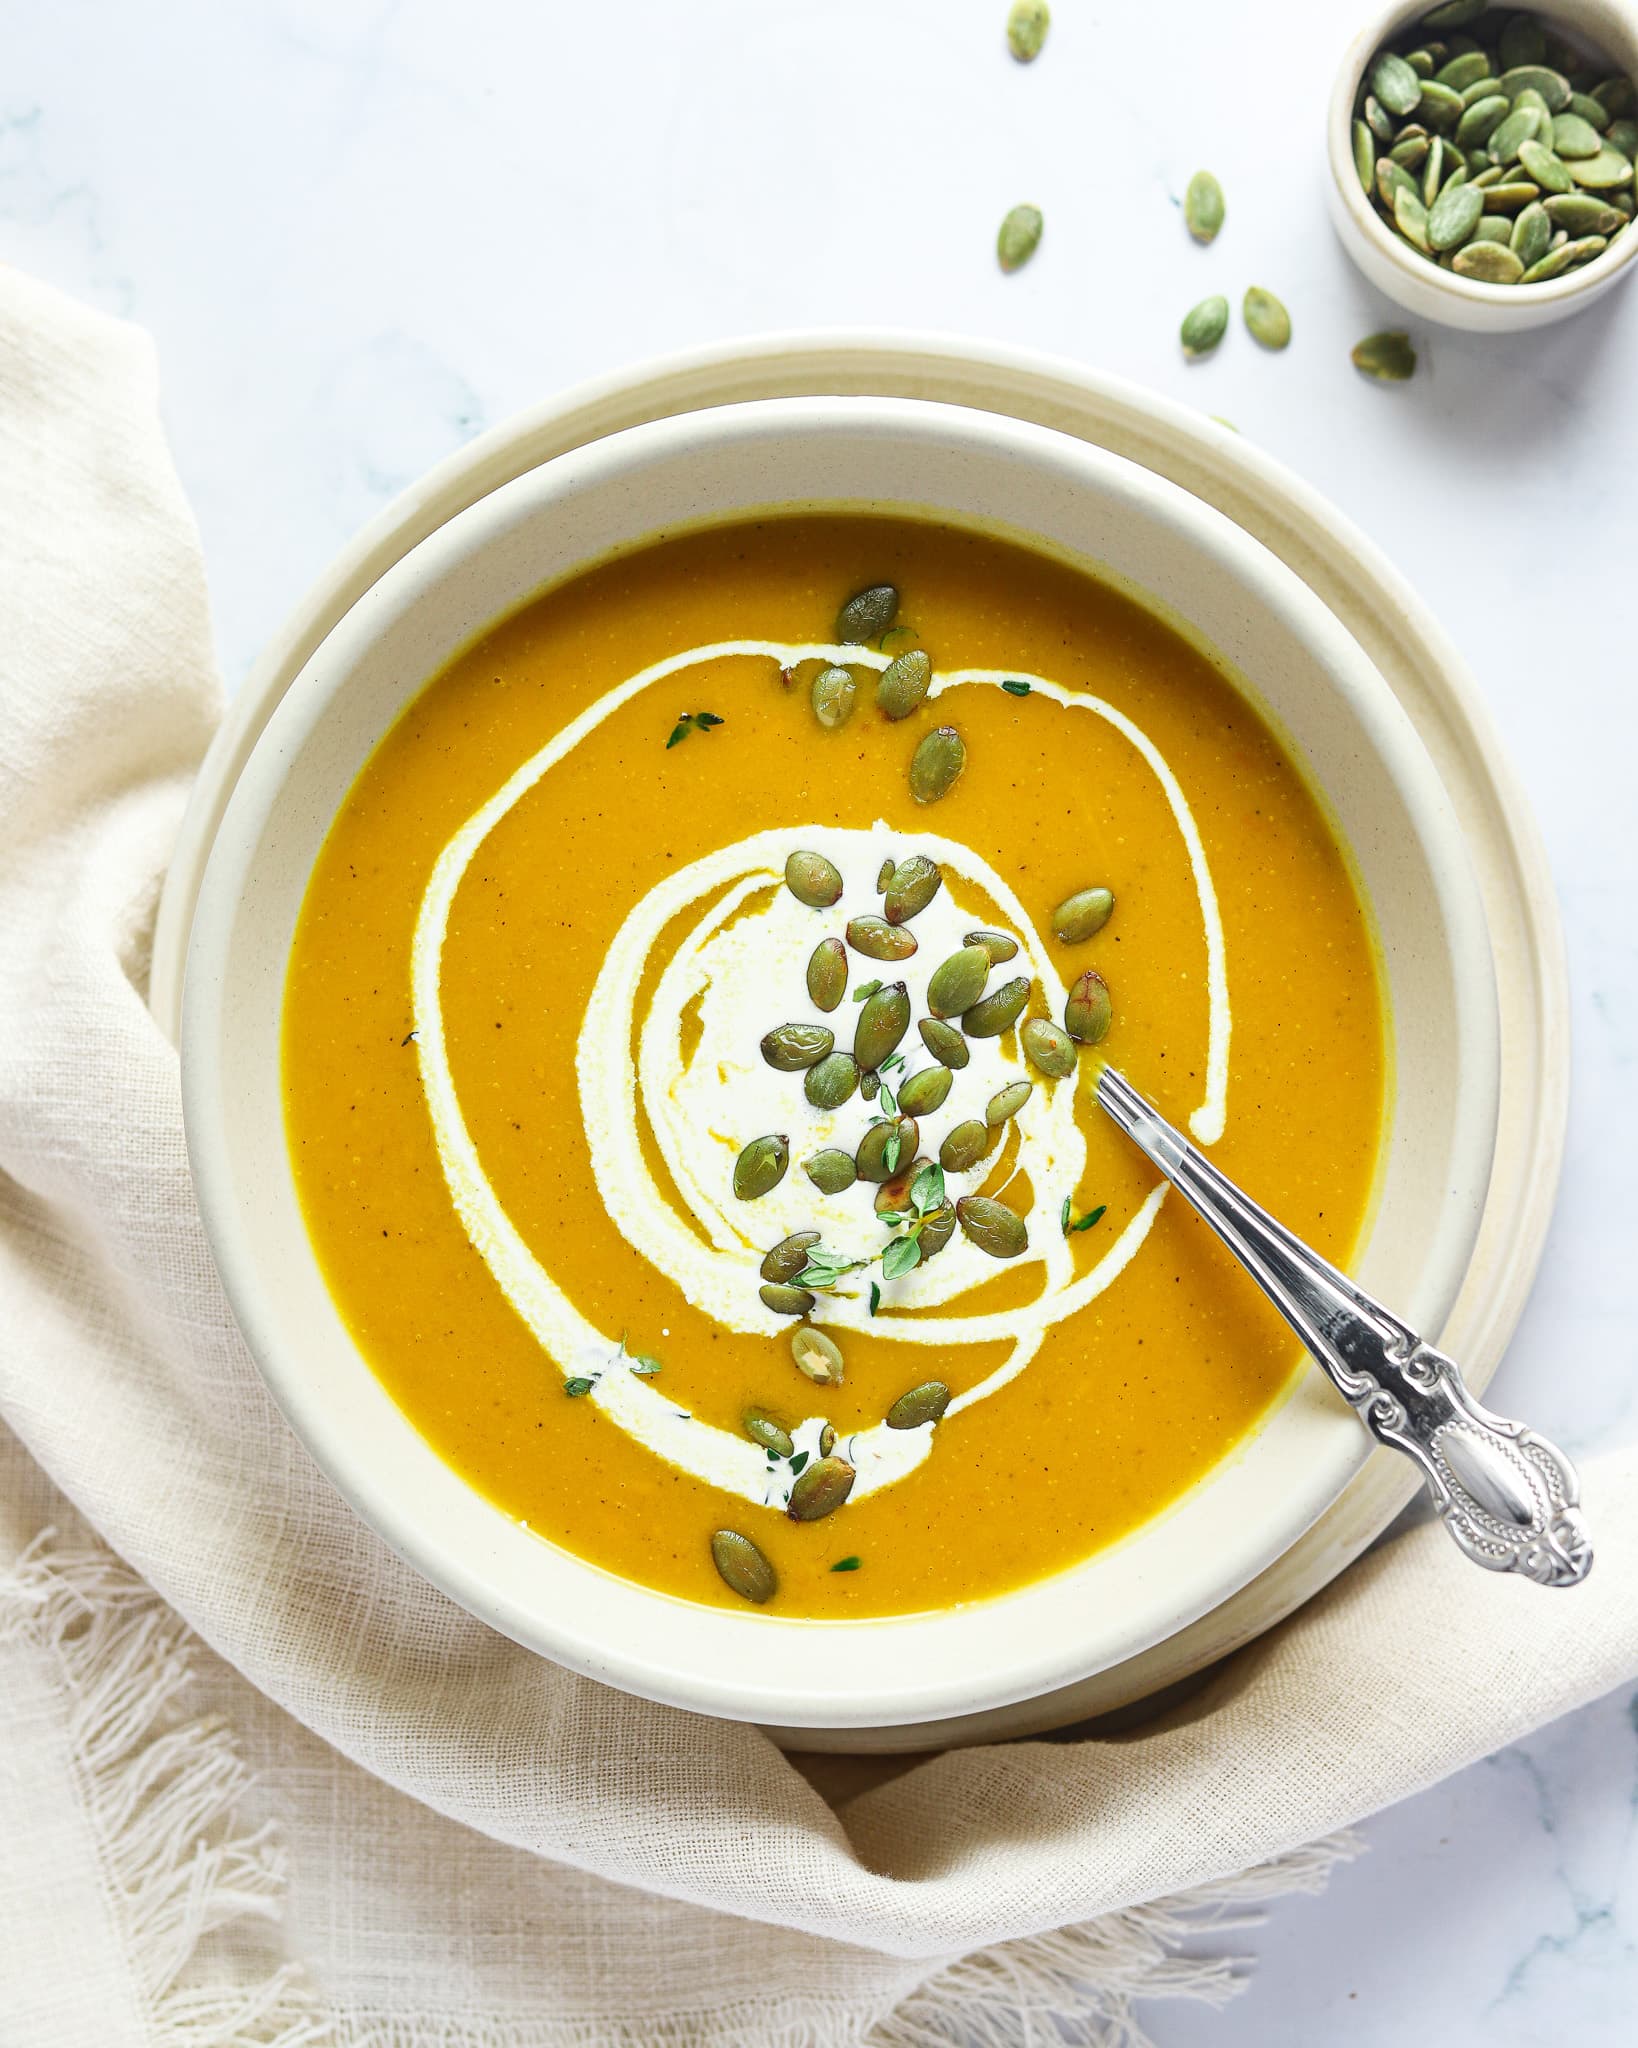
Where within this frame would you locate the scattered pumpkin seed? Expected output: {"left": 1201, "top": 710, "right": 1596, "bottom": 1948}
{"left": 919, "top": 1018, "right": 971, "bottom": 1068}
{"left": 1006, "top": 0, "right": 1049, "bottom": 63}
{"left": 1242, "top": 286, "right": 1292, "bottom": 348}
{"left": 742, "top": 1410, "right": 795, "bottom": 1458}
{"left": 760, "top": 1282, "right": 816, "bottom": 1316}
{"left": 804, "top": 1147, "right": 858, "bottom": 1195}
{"left": 1021, "top": 1016, "right": 1078, "bottom": 1076}
{"left": 785, "top": 849, "right": 843, "bottom": 907}
{"left": 927, "top": 946, "right": 991, "bottom": 1019}
{"left": 819, "top": 1423, "right": 836, "bottom": 1456}
{"left": 710, "top": 1529, "right": 777, "bottom": 1603}
{"left": 884, "top": 854, "right": 943, "bottom": 924}
{"left": 1351, "top": 330, "right": 1417, "bottom": 380}
{"left": 846, "top": 915, "right": 918, "bottom": 962}
{"left": 854, "top": 982, "right": 911, "bottom": 1070}
{"left": 1064, "top": 967, "right": 1112, "bottom": 1044}
{"left": 909, "top": 725, "right": 967, "bottom": 804}
{"left": 807, "top": 937, "right": 848, "bottom": 1012}
{"left": 791, "top": 1326, "right": 845, "bottom": 1386}
{"left": 836, "top": 584, "right": 897, "bottom": 645}
{"left": 875, "top": 1156, "right": 929, "bottom": 1217}
{"left": 857, "top": 1115, "right": 919, "bottom": 1183}
{"left": 1180, "top": 294, "right": 1229, "bottom": 357}
{"left": 965, "top": 928, "right": 1018, "bottom": 964}
{"left": 963, "top": 975, "right": 1031, "bottom": 1038}
{"left": 804, "top": 1051, "right": 861, "bottom": 1110}
{"left": 1183, "top": 169, "right": 1225, "bottom": 242}
{"left": 876, "top": 856, "right": 896, "bottom": 892}
{"left": 985, "top": 1079, "right": 1034, "bottom": 1126}
{"left": 886, "top": 1380, "right": 952, "bottom": 1430}
{"left": 734, "top": 1134, "right": 788, "bottom": 1200}
{"left": 939, "top": 1119, "right": 995, "bottom": 1173}
{"left": 1051, "top": 886, "right": 1114, "bottom": 942}
{"left": 811, "top": 664, "right": 857, "bottom": 730}
{"left": 956, "top": 1195, "right": 1029, "bottom": 1259}
{"left": 787, "top": 1454, "right": 855, "bottom": 1521}
{"left": 997, "top": 203, "right": 1044, "bottom": 272}
{"left": 761, "top": 1231, "right": 820, "bottom": 1284}
{"left": 918, "top": 1202, "right": 957, "bottom": 1260}
{"left": 761, "top": 1022, "right": 834, "bottom": 1071}
{"left": 898, "top": 1065, "right": 953, "bottom": 1117}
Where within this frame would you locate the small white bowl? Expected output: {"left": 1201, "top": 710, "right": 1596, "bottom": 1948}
{"left": 1328, "top": 0, "right": 1638, "bottom": 331}
{"left": 182, "top": 395, "right": 1499, "bottom": 1729}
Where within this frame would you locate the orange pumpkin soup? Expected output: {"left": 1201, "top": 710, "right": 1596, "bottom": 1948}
{"left": 283, "top": 514, "right": 1386, "bottom": 1618}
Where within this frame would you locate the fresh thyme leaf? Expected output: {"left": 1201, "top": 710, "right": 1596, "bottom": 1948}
{"left": 789, "top": 1450, "right": 810, "bottom": 1475}
{"left": 830, "top": 1555, "right": 862, "bottom": 1572}
{"left": 878, "top": 1051, "right": 906, "bottom": 1074}
{"left": 1068, "top": 1203, "right": 1108, "bottom": 1235}
{"left": 628, "top": 1353, "right": 663, "bottom": 1375}
{"left": 1060, "top": 1196, "right": 1072, "bottom": 1235}
{"left": 881, "top": 1236, "right": 922, "bottom": 1279}
{"left": 878, "top": 1081, "right": 898, "bottom": 1117}
{"left": 563, "top": 1377, "right": 597, "bottom": 1397}
{"left": 876, "top": 1210, "right": 907, "bottom": 1228}
{"left": 665, "top": 710, "right": 724, "bottom": 748}
{"left": 910, "top": 1162, "right": 945, "bottom": 1214}
{"left": 401, "top": 1030, "right": 418, "bottom": 1046}
{"left": 869, "top": 1282, "right": 881, "bottom": 1316}
{"left": 666, "top": 719, "right": 691, "bottom": 748}
{"left": 691, "top": 711, "right": 724, "bottom": 729}
{"left": 883, "top": 1132, "right": 902, "bottom": 1174}
{"left": 1001, "top": 678, "right": 1032, "bottom": 697}
{"left": 853, "top": 978, "right": 883, "bottom": 1003}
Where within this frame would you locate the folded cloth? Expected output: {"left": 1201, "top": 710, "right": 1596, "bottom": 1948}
{"left": 3, "top": 265, "right": 1635, "bottom": 2048}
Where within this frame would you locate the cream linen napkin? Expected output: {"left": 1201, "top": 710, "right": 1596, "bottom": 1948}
{"left": 4, "top": 264, "right": 1636, "bottom": 2048}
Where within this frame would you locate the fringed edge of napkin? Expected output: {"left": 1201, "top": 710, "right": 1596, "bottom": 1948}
{"left": 0, "top": 1533, "right": 333, "bottom": 2047}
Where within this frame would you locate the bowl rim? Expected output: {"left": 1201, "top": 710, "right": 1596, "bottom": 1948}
{"left": 1328, "top": 0, "right": 1638, "bottom": 314}
{"left": 181, "top": 392, "right": 1500, "bottom": 1726}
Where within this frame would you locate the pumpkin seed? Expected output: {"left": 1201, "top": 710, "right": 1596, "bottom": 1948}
{"left": 1180, "top": 294, "right": 1229, "bottom": 356}
{"left": 1470, "top": 214, "right": 1513, "bottom": 241}
{"left": 857, "top": 1115, "right": 918, "bottom": 1183}
{"left": 919, "top": 1018, "right": 971, "bottom": 1068}
{"left": 811, "top": 664, "right": 857, "bottom": 730}
{"left": 761, "top": 1230, "right": 820, "bottom": 1283}
{"left": 1517, "top": 139, "right": 1574, "bottom": 192}
{"left": 1560, "top": 232, "right": 1611, "bottom": 266}
{"left": 884, "top": 854, "right": 942, "bottom": 924}
{"left": 997, "top": 203, "right": 1044, "bottom": 272}
{"left": 785, "top": 849, "right": 843, "bottom": 907}
{"left": 790, "top": 1326, "right": 845, "bottom": 1386}
{"left": 1428, "top": 178, "right": 1484, "bottom": 247}
{"left": 1390, "top": 133, "right": 1431, "bottom": 169}
{"left": 955, "top": 1195, "right": 1029, "bottom": 1259}
{"left": 710, "top": 1530, "right": 777, "bottom": 1603}
{"left": 1416, "top": 80, "right": 1464, "bottom": 130}
{"left": 1453, "top": 238, "right": 1526, "bottom": 279}
{"left": 1183, "top": 169, "right": 1225, "bottom": 242}
{"left": 1364, "top": 93, "right": 1396, "bottom": 143}
{"left": 909, "top": 725, "right": 967, "bottom": 804}
{"left": 926, "top": 946, "right": 991, "bottom": 1019}
{"left": 1552, "top": 111, "right": 1605, "bottom": 159}
{"left": 1378, "top": 155, "right": 1419, "bottom": 208}
{"left": 804, "top": 1148, "right": 858, "bottom": 1195}
{"left": 807, "top": 937, "right": 848, "bottom": 1012}
{"left": 877, "top": 648, "right": 933, "bottom": 720}
{"left": 1021, "top": 1015, "right": 1079, "bottom": 1076}
{"left": 804, "top": 1051, "right": 861, "bottom": 1110}
{"left": 1353, "top": 118, "right": 1377, "bottom": 194}
{"left": 1567, "top": 91, "right": 1612, "bottom": 131}
{"left": 761, "top": 1022, "right": 834, "bottom": 1071}
{"left": 1456, "top": 93, "right": 1510, "bottom": 146}
{"left": 836, "top": 584, "right": 897, "bottom": 644}
{"left": 1351, "top": 330, "right": 1417, "bottom": 380}
{"left": 846, "top": 915, "right": 918, "bottom": 962}
{"left": 1006, "top": 0, "right": 1049, "bottom": 63}
{"left": 1499, "top": 65, "right": 1571, "bottom": 113}
{"left": 1064, "top": 967, "right": 1112, "bottom": 1044}
{"left": 875, "top": 857, "right": 895, "bottom": 892}
{"left": 986, "top": 1079, "right": 1034, "bottom": 1126}
{"left": 1488, "top": 106, "right": 1543, "bottom": 164}
{"left": 939, "top": 1119, "right": 995, "bottom": 1173}
{"left": 918, "top": 1202, "right": 957, "bottom": 1260}
{"left": 898, "top": 1065, "right": 953, "bottom": 1117}
{"left": 734, "top": 1134, "right": 788, "bottom": 1200}
{"left": 965, "top": 928, "right": 1019, "bottom": 964}
{"left": 1242, "top": 286, "right": 1292, "bottom": 348}
{"left": 854, "top": 982, "right": 911, "bottom": 1070}
{"left": 874, "top": 1156, "right": 929, "bottom": 1216}
{"left": 760, "top": 1283, "right": 816, "bottom": 1316}
{"left": 1482, "top": 183, "right": 1541, "bottom": 212}
{"left": 1510, "top": 199, "right": 1552, "bottom": 265}
{"left": 1457, "top": 77, "right": 1503, "bottom": 109}
{"left": 1395, "top": 184, "right": 1433, "bottom": 250}
{"left": 1435, "top": 50, "right": 1491, "bottom": 92}
{"left": 819, "top": 1423, "right": 836, "bottom": 1456}
{"left": 1544, "top": 192, "right": 1624, "bottom": 232}
{"left": 742, "top": 1409, "right": 795, "bottom": 1458}
{"left": 1570, "top": 146, "right": 1634, "bottom": 189}
{"left": 886, "top": 1380, "right": 951, "bottom": 1430}
{"left": 1372, "top": 51, "right": 1423, "bottom": 118}
{"left": 787, "top": 1454, "right": 855, "bottom": 1521}
{"left": 1051, "top": 886, "right": 1114, "bottom": 942}
{"left": 1421, "top": 136, "right": 1447, "bottom": 204}
{"left": 963, "top": 975, "right": 1030, "bottom": 1038}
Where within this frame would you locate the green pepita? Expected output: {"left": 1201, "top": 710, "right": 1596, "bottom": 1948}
{"left": 963, "top": 975, "right": 1030, "bottom": 1039}
{"left": 1353, "top": 118, "right": 1377, "bottom": 194}
{"left": 1180, "top": 294, "right": 1229, "bottom": 356}
{"left": 856, "top": 1115, "right": 919, "bottom": 1183}
{"left": 761, "top": 1022, "right": 834, "bottom": 1071}
{"left": 997, "top": 204, "right": 1044, "bottom": 272}
{"left": 761, "top": 1231, "right": 820, "bottom": 1284}
{"left": 846, "top": 915, "right": 918, "bottom": 962}
{"left": 1510, "top": 199, "right": 1552, "bottom": 265}
{"left": 898, "top": 1065, "right": 953, "bottom": 1117}
{"left": 811, "top": 664, "right": 857, "bottom": 730}
{"left": 1453, "top": 238, "right": 1526, "bottom": 278}
{"left": 1006, "top": 0, "right": 1049, "bottom": 63}
{"left": 918, "top": 1202, "right": 957, "bottom": 1260}
{"left": 1544, "top": 192, "right": 1625, "bottom": 231}
{"left": 785, "top": 849, "right": 843, "bottom": 907}
{"left": 886, "top": 1380, "right": 951, "bottom": 1430}
{"left": 1435, "top": 50, "right": 1492, "bottom": 92}
{"left": 854, "top": 982, "right": 911, "bottom": 1071}
{"left": 804, "top": 1051, "right": 861, "bottom": 1110}
{"left": 1372, "top": 51, "right": 1423, "bottom": 118}
{"left": 742, "top": 1410, "right": 795, "bottom": 1458}
{"left": 909, "top": 725, "right": 967, "bottom": 804}
{"left": 760, "top": 1283, "right": 816, "bottom": 1317}
{"left": 964, "top": 928, "right": 1019, "bottom": 964}
{"left": 807, "top": 937, "right": 848, "bottom": 1012}
{"left": 1517, "top": 138, "right": 1574, "bottom": 191}
{"left": 804, "top": 1148, "right": 858, "bottom": 1195}
{"left": 1351, "top": 330, "right": 1418, "bottom": 380}
{"left": 884, "top": 854, "right": 943, "bottom": 924}
{"left": 1499, "top": 65, "right": 1571, "bottom": 113}
{"left": 1417, "top": 80, "right": 1464, "bottom": 130}
{"left": 1051, "top": 886, "right": 1114, "bottom": 942}
{"left": 1064, "top": 967, "right": 1112, "bottom": 1044}
{"left": 1021, "top": 1015, "right": 1079, "bottom": 1076}
{"left": 919, "top": 1018, "right": 971, "bottom": 1068}
{"left": 874, "top": 1156, "right": 929, "bottom": 1217}
{"left": 1243, "top": 286, "right": 1292, "bottom": 348}
{"left": 1428, "top": 178, "right": 1484, "bottom": 246}
{"left": 790, "top": 1326, "right": 845, "bottom": 1386}
{"left": 985, "top": 1079, "right": 1034, "bottom": 1126}
{"left": 733, "top": 1134, "right": 789, "bottom": 1200}
{"left": 1184, "top": 169, "right": 1225, "bottom": 242}
{"left": 926, "top": 946, "right": 991, "bottom": 1019}
{"left": 939, "top": 1119, "right": 995, "bottom": 1174}
{"left": 876, "top": 857, "right": 896, "bottom": 892}
{"left": 819, "top": 1423, "right": 836, "bottom": 1456}
{"left": 1482, "top": 183, "right": 1541, "bottom": 212}
{"left": 1455, "top": 93, "right": 1510, "bottom": 147}
{"left": 1552, "top": 111, "right": 1605, "bottom": 158}
{"left": 836, "top": 584, "right": 898, "bottom": 645}
{"left": 1570, "top": 146, "right": 1635, "bottom": 188}
{"left": 710, "top": 1529, "right": 777, "bottom": 1603}
{"left": 787, "top": 1454, "right": 855, "bottom": 1521}
{"left": 1395, "top": 183, "right": 1433, "bottom": 250}
{"left": 955, "top": 1195, "right": 1029, "bottom": 1259}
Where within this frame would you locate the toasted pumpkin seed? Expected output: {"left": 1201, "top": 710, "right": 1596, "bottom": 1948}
{"left": 804, "top": 1148, "right": 858, "bottom": 1195}
{"left": 785, "top": 849, "right": 843, "bottom": 907}
{"left": 919, "top": 1202, "right": 957, "bottom": 1260}
{"left": 761, "top": 1231, "right": 820, "bottom": 1283}
{"left": 860, "top": 1066, "right": 880, "bottom": 1102}
{"left": 1051, "top": 886, "right": 1114, "bottom": 942}
{"left": 791, "top": 1326, "right": 845, "bottom": 1385}
{"left": 819, "top": 1423, "right": 836, "bottom": 1456}
{"left": 1021, "top": 1015, "right": 1079, "bottom": 1076}
{"left": 1453, "top": 238, "right": 1526, "bottom": 279}
{"left": 956, "top": 1195, "right": 1029, "bottom": 1259}
{"left": 963, "top": 975, "right": 1030, "bottom": 1038}
{"left": 965, "top": 928, "right": 1019, "bottom": 964}
{"left": 884, "top": 854, "right": 942, "bottom": 924}
{"left": 1351, "top": 330, "right": 1417, "bottom": 380}
{"left": 804, "top": 1051, "right": 861, "bottom": 1109}
{"left": 877, "top": 648, "right": 933, "bottom": 719}
{"left": 811, "top": 664, "right": 857, "bottom": 730}
{"left": 985, "top": 1079, "right": 1034, "bottom": 1125}
{"left": 734, "top": 1134, "right": 788, "bottom": 1200}
{"left": 1183, "top": 169, "right": 1225, "bottom": 242}
{"left": 886, "top": 1380, "right": 951, "bottom": 1430}
{"left": 857, "top": 1115, "right": 918, "bottom": 1183}
{"left": 854, "top": 982, "right": 911, "bottom": 1070}
{"left": 919, "top": 1017, "right": 971, "bottom": 1068}
{"left": 787, "top": 1454, "right": 855, "bottom": 1520}
{"left": 927, "top": 946, "right": 991, "bottom": 1019}
{"left": 875, "top": 857, "right": 896, "bottom": 892}
{"left": 1064, "top": 967, "right": 1112, "bottom": 1044}
{"left": 1180, "top": 294, "right": 1229, "bottom": 356}
{"left": 1243, "top": 286, "right": 1292, "bottom": 348}
{"left": 760, "top": 1283, "right": 816, "bottom": 1316}
{"left": 836, "top": 584, "right": 897, "bottom": 644}
{"left": 898, "top": 1065, "right": 953, "bottom": 1117}
{"left": 761, "top": 1022, "right": 834, "bottom": 1071}
{"left": 939, "top": 1119, "right": 995, "bottom": 1173}
{"left": 807, "top": 937, "right": 848, "bottom": 1012}
{"left": 742, "top": 1410, "right": 795, "bottom": 1458}
{"left": 711, "top": 1529, "right": 777, "bottom": 1603}
{"left": 909, "top": 725, "right": 967, "bottom": 804}
{"left": 846, "top": 915, "right": 918, "bottom": 962}
{"left": 874, "top": 1156, "right": 929, "bottom": 1216}
{"left": 1428, "top": 178, "right": 1484, "bottom": 247}
{"left": 1006, "top": 0, "right": 1049, "bottom": 62}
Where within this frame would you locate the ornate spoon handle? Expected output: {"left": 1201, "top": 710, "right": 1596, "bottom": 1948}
{"left": 1096, "top": 1068, "right": 1591, "bottom": 1588}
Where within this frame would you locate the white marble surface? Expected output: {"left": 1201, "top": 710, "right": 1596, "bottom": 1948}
{"left": 4, "top": 0, "right": 1636, "bottom": 2038}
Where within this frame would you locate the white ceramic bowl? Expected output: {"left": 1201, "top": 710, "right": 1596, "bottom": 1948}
{"left": 182, "top": 395, "right": 1499, "bottom": 1729}
{"left": 1328, "top": 0, "right": 1638, "bottom": 332}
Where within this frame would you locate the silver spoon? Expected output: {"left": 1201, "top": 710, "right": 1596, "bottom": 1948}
{"left": 1096, "top": 1067, "right": 1591, "bottom": 1587}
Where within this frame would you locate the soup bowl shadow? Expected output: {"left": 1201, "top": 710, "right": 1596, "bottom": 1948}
{"left": 182, "top": 396, "right": 1499, "bottom": 1731}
